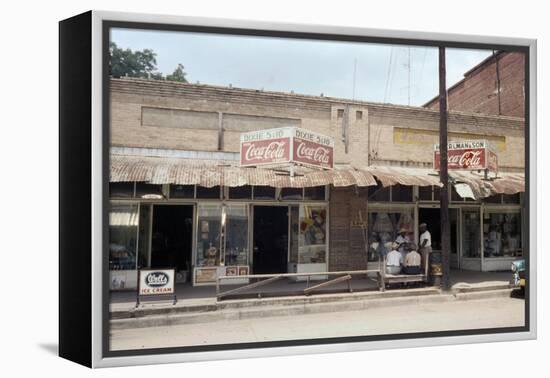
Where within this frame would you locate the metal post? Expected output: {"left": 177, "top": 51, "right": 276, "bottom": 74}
{"left": 439, "top": 47, "right": 451, "bottom": 291}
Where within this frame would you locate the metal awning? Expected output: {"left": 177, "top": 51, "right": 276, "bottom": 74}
{"left": 110, "top": 154, "right": 379, "bottom": 188}
{"left": 110, "top": 153, "right": 524, "bottom": 195}
{"left": 449, "top": 171, "right": 525, "bottom": 199}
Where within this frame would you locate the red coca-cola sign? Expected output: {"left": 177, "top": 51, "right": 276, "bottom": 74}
{"left": 240, "top": 127, "right": 334, "bottom": 169}
{"left": 433, "top": 140, "right": 498, "bottom": 172}
{"left": 293, "top": 137, "right": 333, "bottom": 169}
{"left": 240, "top": 137, "right": 291, "bottom": 166}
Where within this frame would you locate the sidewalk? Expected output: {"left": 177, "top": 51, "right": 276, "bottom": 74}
{"left": 110, "top": 270, "right": 514, "bottom": 327}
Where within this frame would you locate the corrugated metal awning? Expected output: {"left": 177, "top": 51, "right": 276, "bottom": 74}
{"left": 449, "top": 171, "right": 525, "bottom": 199}
{"left": 110, "top": 153, "right": 524, "bottom": 195}
{"left": 110, "top": 154, "right": 379, "bottom": 188}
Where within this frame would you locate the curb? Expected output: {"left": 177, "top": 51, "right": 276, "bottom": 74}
{"left": 110, "top": 287, "right": 514, "bottom": 330}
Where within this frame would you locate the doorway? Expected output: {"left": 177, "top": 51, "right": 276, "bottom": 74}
{"left": 253, "top": 206, "right": 289, "bottom": 274}
{"left": 419, "top": 207, "right": 459, "bottom": 267}
{"left": 150, "top": 205, "right": 193, "bottom": 273}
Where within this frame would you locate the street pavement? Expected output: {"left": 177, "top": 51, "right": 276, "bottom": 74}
{"left": 110, "top": 296, "right": 525, "bottom": 351}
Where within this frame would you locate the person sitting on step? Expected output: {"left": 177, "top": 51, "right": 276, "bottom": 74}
{"left": 385, "top": 242, "right": 403, "bottom": 275}
{"left": 403, "top": 242, "right": 422, "bottom": 275}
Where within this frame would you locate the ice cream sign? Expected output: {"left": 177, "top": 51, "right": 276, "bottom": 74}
{"left": 433, "top": 140, "right": 498, "bottom": 172}
{"left": 240, "top": 127, "right": 334, "bottom": 169}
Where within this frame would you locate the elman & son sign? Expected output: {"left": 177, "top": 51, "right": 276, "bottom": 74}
{"left": 433, "top": 140, "right": 498, "bottom": 172}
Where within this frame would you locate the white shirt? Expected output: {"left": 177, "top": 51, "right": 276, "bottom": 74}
{"left": 420, "top": 230, "right": 432, "bottom": 248}
{"left": 386, "top": 250, "right": 403, "bottom": 267}
{"left": 404, "top": 250, "right": 422, "bottom": 267}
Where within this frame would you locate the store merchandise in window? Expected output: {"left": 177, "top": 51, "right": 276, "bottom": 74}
{"left": 298, "top": 205, "right": 327, "bottom": 264}
{"left": 483, "top": 211, "right": 522, "bottom": 257}
{"left": 196, "top": 204, "right": 222, "bottom": 267}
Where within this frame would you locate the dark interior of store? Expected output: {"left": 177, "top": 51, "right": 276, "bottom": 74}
{"left": 151, "top": 205, "right": 193, "bottom": 272}
{"left": 419, "top": 208, "right": 458, "bottom": 253}
{"left": 253, "top": 206, "right": 289, "bottom": 274}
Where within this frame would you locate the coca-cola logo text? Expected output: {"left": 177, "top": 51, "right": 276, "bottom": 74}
{"left": 295, "top": 142, "right": 331, "bottom": 165}
{"left": 244, "top": 140, "right": 288, "bottom": 162}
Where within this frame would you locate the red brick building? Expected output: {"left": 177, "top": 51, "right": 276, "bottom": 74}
{"left": 424, "top": 51, "right": 525, "bottom": 118}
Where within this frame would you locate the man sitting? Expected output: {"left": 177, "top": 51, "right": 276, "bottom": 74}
{"left": 385, "top": 242, "right": 403, "bottom": 275}
{"left": 403, "top": 243, "right": 422, "bottom": 275}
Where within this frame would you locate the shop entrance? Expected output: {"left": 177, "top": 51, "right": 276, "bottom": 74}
{"left": 150, "top": 205, "right": 193, "bottom": 273}
{"left": 253, "top": 206, "right": 289, "bottom": 274}
{"left": 419, "top": 207, "right": 459, "bottom": 268}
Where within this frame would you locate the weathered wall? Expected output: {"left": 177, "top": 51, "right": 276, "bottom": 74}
{"left": 425, "top": 52, "right": 525, "bottom": 118}
{"left": 111, "top": 78, "right": 525, "bottom": 172}
{"left": 329, "top": 187, "right": 371, "bottom": 271}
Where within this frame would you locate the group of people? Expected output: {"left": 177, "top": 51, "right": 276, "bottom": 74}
{"left": 385, "top": 223, "right": 432, "bottom": 276}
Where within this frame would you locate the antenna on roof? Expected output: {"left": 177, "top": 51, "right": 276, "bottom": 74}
{"left": 352, "top": 58, "right": 357, "bottom": 100}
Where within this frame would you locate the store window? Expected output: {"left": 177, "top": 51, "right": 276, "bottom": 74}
{"left": 135, "top": 183, "right": 163, "bottom": 198}
{"left": 392, "top": 185, "right": 413, "bottom": 202}
{"left": 253, "top": 186, "right": 276, "bottom": 200}
{"left": 304, "top": 186, "right": 326, "bottom": 201}
{"left": 462, "top": 209, "right": 481, "bottom": 258}
{"left": 196, "top": 185, "right": 221, "bottom": 199}
{"left": 170, "top": 184, "right": 195, "bottom": 199}
{"left": 137, "top": 204, "right": 151, "bottom": 268}
{"left": 502, "top": 193, "right": 521, "bottom": 204}
{"left": 367, "top": 209, "right": 414, "bottom": 260}
{"left": 228, "top": 185, "right": 252, "bottom": 200}
{"left": 110, "top": 182, "right": 134, "bottom": 198}
{"left": 418, "top": 186, "right": 433, "bottom": 201}
{"left": 196, "top": 203, "right": 222, "bottom": 267}
{"left": 483, "top": 210, "right": 522, "bottom": 258}
{"left": 368, "top": 182, "right": 390, "bottom": 202}
{"left": 109, "top": 203, "right": 139, "bottom": 271}
{"left": 298, "top": 205, "right": 328, "bottom": 264}
{"left": 281, "top": 187, "right": 303, "bottom": 200}
{"left": 224, "top": 204, "right": 249, "bottom": 266}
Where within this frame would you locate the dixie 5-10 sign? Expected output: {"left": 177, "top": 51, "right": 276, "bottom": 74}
{"left": 240, "top": 127, "right": 334, "bottom": 169}
{"left": 138, "top": 269, "right": 175, "bottom": 296}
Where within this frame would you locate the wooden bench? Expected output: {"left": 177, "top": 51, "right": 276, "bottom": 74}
{"left": 377, "top": 250, "right": 430, "bottom": 291}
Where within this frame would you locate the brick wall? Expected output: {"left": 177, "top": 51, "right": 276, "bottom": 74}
{"left": 329, "top": 187, "right": 371, "bottom": 271}
{"left": 426, "top": 52, "right": 525, "bottom": 118}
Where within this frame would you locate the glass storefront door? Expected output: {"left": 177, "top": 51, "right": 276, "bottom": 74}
{"left": 460, "top": 208, "right": 482, "bottom": 271}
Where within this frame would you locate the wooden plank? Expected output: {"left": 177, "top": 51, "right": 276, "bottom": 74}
{"left": 304, "top": 275, "right": 352, "bottom": 295}
{"left": 217, "top": 275, "right": 282, "bottom": 299}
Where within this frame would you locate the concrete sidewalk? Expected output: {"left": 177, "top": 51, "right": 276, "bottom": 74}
{"left": 109, "top": 270, "right": 515, "bottom": 330}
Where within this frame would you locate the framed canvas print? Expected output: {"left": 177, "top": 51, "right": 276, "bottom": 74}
{"left": 59, "top": 10, "right": 537, "bottom": 368}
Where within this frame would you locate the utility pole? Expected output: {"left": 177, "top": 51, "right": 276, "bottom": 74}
{"left": 438, "top": 47, "right": 451, "bottom": 291}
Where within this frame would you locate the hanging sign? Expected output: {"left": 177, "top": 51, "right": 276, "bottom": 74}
{"left": 433, "top": 140, "right": 498, "bottom": 172}
{"left": 240, "top": 127, "right": 334, "bottom": 169}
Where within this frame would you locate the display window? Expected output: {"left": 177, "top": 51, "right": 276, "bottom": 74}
{"left": 367, "top": 208, "right": 415, "bottom": 261}
{"left": 224, "top": 204, "right": 249, "bottom": 265}
{"left": 297, "top": 205, "right": 328, "bottom": 264}
{"left": 483, "top": 210, "right": 522, "bottom": 258}
{"left": 109, "top": 203, "right": 139, "bottom": 272}
{"left": 461, "top": 209, "right": 481, "bottom": 258}
{"left": 195, "top": 203, "right": 249, "bottom": 267}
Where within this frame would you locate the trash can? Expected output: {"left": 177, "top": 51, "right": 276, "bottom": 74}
{"left": 430, "top": 251, "right": 443, "bottom": 286}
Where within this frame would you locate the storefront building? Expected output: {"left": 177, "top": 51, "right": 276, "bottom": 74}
{"left": 108, "top": 78, "right": 525, "bottom": 290}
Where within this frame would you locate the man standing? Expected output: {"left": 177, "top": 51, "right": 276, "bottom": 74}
{"left": 419, "top": 223, "right": 432, "bottom": 273}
